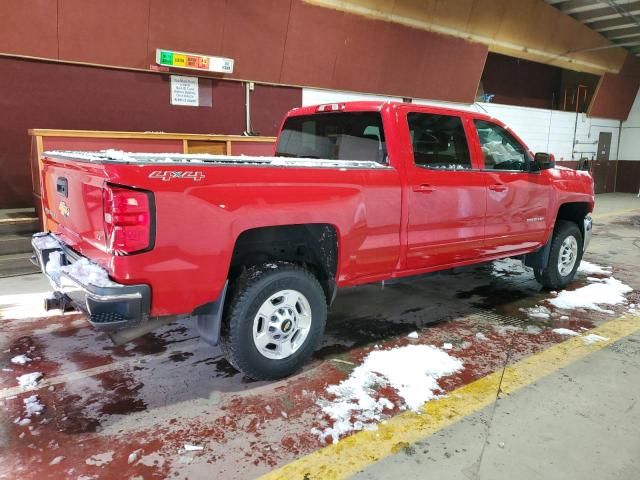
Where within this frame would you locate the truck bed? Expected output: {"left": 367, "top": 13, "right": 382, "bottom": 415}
{"left": 44, "top": 149, "right": 387, "bottom": 170}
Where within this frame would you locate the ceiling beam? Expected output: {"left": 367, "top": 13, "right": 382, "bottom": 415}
{"left": 555, "top": 0, "right": 608, "bottom": 14}
{"left": 573, "top": 2, "right": 640, "bottom": 22}
{"left": 589, "top": 16, "right": 638, "bottom": 30}
{"left": 611, "top": 34, "right": 640, "bottom": 46}
{"left": 602, "top": 26, "right": 640, "bottom": 39}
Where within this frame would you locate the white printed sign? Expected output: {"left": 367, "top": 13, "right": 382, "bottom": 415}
{"left": 171, "top": 75, "right": 199, "bottom": 106}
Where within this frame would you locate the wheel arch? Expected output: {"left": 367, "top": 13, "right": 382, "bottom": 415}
{"left": 555, "top": 202, "right": 590, "bottom": 243}
{"left": 229, "top": 223, "right": 339, "bottom": 304}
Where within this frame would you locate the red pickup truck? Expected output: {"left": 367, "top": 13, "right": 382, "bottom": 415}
{"left": 32, "top": 101, "right": 593, "bottom": 380}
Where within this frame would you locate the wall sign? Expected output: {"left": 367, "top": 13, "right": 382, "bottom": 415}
{"left": 156, "top": 49, "right": 234, "bottom": 74}
{"left": 170, "top": 75, "right": 199, "bottom": 106}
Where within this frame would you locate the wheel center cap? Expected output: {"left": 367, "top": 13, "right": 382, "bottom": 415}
{"left": 281, "top": 319, "right": 293, "bottom": 333}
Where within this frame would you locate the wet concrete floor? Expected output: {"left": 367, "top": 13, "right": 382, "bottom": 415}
{"left": 0, "top": 193, "right": 638, "bottom": 479}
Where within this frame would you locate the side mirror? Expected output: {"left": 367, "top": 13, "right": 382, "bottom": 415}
{"left": 533, "top": 152, "right": 555, "bottom": 171}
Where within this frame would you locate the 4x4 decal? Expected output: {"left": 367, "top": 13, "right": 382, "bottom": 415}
{"left": 148, "top": 171, "right": 205, "bottom": 182}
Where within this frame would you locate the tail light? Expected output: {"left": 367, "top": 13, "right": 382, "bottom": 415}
{"left": 103, "top": 184, "right": 154, "bottom": 255}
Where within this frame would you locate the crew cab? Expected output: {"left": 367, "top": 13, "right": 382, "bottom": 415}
{"left": 32, "top": 101, "right": 593, "bottom": 380}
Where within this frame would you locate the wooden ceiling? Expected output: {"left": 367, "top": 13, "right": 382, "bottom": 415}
{"left": 304, "top": 0, "right": 629, "bottom": 74}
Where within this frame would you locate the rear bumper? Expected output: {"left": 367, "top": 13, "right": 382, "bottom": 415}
{"left": 31, "top": 233, "right": 150, "bottom": 331}
{"left": 583, "top": 215, "right": 593, "bottom": 252}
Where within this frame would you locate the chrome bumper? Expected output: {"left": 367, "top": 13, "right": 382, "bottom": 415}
{"left": 31, "top": 233, "right": 150, "bottom": 330}
{"left": 583, "top": 215, "right": 592, "bottom": 252}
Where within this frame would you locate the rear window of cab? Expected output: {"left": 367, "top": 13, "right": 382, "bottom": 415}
{"left": 275, "top": 112, "right": 387, "bottom": 164}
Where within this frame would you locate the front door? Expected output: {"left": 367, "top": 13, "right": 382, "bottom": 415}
{"left": 405, "top": 111, "right": 487, "bottom": 270}
{"left": 593, "top": 131, "right": 612, "bottom": 194}
{"left": 472, "top": 119, "right": 551, "bottom": 254}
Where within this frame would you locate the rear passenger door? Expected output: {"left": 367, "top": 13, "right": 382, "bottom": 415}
{"left": 404, "top": 111, "right": 487, "bottom": 270}
{"left": 472, "top": 119, "right": 551, "bottom": 253}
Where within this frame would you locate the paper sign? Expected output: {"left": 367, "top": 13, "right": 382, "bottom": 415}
{"left": 171, "top": 75, "right": 199, "bottom": 106}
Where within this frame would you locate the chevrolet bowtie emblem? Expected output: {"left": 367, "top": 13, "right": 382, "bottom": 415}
{"left": 58, "top": 201, "right": 70, "bottom": 217}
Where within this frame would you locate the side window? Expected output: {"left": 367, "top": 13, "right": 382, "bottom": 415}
{"left": 474, "top": 120, "right": 529, "bottom": 171}
{"left": 407, "top": 113, "right": 471, "bottom": 170}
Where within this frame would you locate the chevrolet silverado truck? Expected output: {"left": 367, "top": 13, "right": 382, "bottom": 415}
{"left": 32, "top": 101, "right": 593, "bottom": 380}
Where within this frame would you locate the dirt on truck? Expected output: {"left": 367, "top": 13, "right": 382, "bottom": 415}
{"left": 32, "top": 101, "right": 594, "bottom": 380}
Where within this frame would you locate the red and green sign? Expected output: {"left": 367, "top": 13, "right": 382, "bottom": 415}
{"left": 155, "top": 49, "right": 234, "bottom": 74}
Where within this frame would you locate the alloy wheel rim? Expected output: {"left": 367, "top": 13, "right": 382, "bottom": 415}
{"left": 558, "top": 235, "right": 578, "bottom": 277}
{"left": 252, "top": 289, "right": 312, "bottom": 360}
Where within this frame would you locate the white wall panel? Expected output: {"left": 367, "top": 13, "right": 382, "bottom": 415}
{"left": 477, "top": 103, "right": 619, "bottom": 162}
{"left": 620, "top": 91, "right": 640, "bottom": 161}
{"left": 302, "top": 88, "right": 620, "bottom": 161}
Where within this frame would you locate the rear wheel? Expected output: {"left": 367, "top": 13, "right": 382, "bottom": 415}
{"left": 219, "top": 263, "right": 326, "bottom": 380}
{"left": 534, "top": 220, "right": 583, "bottom": 289}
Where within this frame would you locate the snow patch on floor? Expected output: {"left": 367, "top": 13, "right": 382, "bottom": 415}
{"left": 49, "top": 456, "right": 65, "bottom": 466}
{"left": 17, "top": 372, "right": 43, "bottom": 389}
{"left": 313, "top": 344, "right": 463, "bottom": 444}
{"left": 23, "top": 395, "right": 45, "bottom": 417}
{"left": 583, "top": 333, "right": 608, "bottom": 345}
{"left": 183, "top": 444, "right": 204, "bottom": 452}
{"left": 11, "top": 355, "right": 32, "bottom": 365}
{"left": 577, "top": 261, "right": 612, "bottom": 276}
{"left": 552, "top": 328, "right": 580, "bottom": 336}
{"left": 85, "top": 451, "right": 114, "bottom": 466}
{"left": 407, "top": 331, "right": 419, "bottom": 339}
{"left": 548, "top": 277, "right": 632, "bottom": 313}
{"left": 522, "top": 305, "right": 551, "bottom": 320}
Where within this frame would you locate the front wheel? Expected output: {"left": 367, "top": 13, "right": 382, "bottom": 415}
{"left": 535, "top": 220, "right": 583, "bottom": 289}
{"left": 219, "top": 263, "right": 327, "bottom": 380}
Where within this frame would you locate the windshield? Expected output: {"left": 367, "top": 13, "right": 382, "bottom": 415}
{"left": 275, "top": 112, "right": 387, "bottom": 163}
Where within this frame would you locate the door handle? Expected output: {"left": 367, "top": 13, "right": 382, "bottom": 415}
{"left": 413, "top": 184, "right": 435, "bottom": 193}
{"left": 489, "top": 184, "right": 507, "bottom": 192}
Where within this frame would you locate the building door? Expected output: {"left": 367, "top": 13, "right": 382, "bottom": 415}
{"left": 593, "top": 132, "right": 612, "bottom": 194}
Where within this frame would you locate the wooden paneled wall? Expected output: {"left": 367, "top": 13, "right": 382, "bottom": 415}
{"left": 590, "top": 56, "right": 640, "bottom": 121}
{"left": 0, "top": 56, "right": 300, "bottom": 209}
{"left": 615, "top": 161, "right": 640, "bottom": 194}
{"left": 0, "top": 0, "right": 488, "bottom": 103}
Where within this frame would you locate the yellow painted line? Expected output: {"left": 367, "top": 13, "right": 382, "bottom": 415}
{"left": 592, "top": 207, "right": 640, "bottom": 220}
{"left": 261, "top": 314, "right": 640, "bottom": 480}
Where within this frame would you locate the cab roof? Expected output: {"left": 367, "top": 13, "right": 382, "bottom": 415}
{"left": 287, "top": 100, "right": 496, "bottom": 123}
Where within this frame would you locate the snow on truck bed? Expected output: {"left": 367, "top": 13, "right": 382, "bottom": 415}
{"left": 43, "top": 149, "right": 388, "bottom": 170}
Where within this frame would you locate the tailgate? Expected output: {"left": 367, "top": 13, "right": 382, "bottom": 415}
{"left": 41, "top": 156, "right": 109, "bottom": 255}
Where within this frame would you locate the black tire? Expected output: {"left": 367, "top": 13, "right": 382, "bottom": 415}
{"left": 219, "top": 262, "right": 327, "bottom": 380}
{"left": 535, "top": 220, "right": 583, "bottom": 289}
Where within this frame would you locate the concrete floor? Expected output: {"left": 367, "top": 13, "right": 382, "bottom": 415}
{"left": 0, "top": 193, "right": 638, "bottom": 479}
{"left": 354, "top": 331, "right": 640, "bottom": 480}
